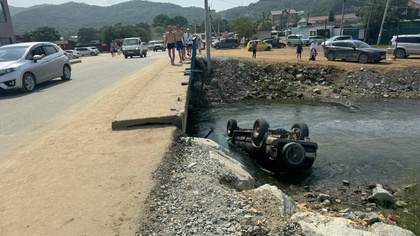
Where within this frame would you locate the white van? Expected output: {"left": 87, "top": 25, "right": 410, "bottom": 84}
{"left": 121, "top": 37, "right": 148, "bottom": 59}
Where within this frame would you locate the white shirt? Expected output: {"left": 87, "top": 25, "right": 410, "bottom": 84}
{"left": 185, "top": 33, "right": 193, "bottom": 44}
{"left": 310, "top": 41, "right": 318, "bottom": 50}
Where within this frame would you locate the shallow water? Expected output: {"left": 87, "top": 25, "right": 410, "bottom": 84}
{"left": 191, "top": 99, "right": 420, "bottom": 187}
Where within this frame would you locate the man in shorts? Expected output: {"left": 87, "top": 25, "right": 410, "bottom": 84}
{"left": 175, "top": 25, "right": 185, "bottom": 63}
{"left": 185, "top": 28, "right": 193, "bottom": 57}
{"left": 165, "top": 25, "right": 176, "bottom": 65}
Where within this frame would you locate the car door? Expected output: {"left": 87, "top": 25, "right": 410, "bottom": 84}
{"left": 43, "top": 44, "right": 62, "bottom": 79}
{"left": 405, "top": 36, "right": 418, "bottom": 55}
{"left": 332, "top": 42, "right": 346, "bottom": 59}
{"left": 344, "top": 42, "right": 358, "bottom": 61}
{"left": 27, "top": 45, "right": 50, "bottom": 82}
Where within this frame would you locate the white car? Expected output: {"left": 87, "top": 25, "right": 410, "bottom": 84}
{"left": 75, "top": 47, "right": 99, "bottom": 56}
{"left": 0, "top": 42, "right": 71, "bottom": 92}
{"left": 65, "top": 50, "right": 80, "bottom": 59}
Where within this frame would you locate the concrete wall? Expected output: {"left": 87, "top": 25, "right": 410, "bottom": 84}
{"left": 0, "top": 0, "right": 16, "bottom": 46}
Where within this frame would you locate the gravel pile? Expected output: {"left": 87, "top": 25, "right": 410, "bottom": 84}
{"left": 136, "top": 132, "right": 301, "bottom": 236}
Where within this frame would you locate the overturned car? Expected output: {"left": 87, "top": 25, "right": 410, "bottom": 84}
{"left": 227, "top": 119, "right": 318, "bottom": 172}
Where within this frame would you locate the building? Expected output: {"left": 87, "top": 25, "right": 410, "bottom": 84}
{"left": 0, "top": 0, "right": 15, "bottom": 46}
{"left": 268, "top": 9, "right": 299, "bottom": 31}
{"left": 308, "top": 13, "right": 358, "bottom": 26}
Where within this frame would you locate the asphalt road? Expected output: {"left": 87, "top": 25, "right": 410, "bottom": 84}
{"left": 0, "top": 51, "right": 167, "bottom": 162}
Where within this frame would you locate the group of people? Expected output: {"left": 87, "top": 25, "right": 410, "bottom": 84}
{"left": 296, "top": 40, "right": 318, "bottom": 61}
{"left": 164, "top": 25, "right": 195, "bottom": 65}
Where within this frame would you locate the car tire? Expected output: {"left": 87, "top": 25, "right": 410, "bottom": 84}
{"left": 226, "top": 119, "right": 238, "bottom": 137}
{"left": 265, "top": 47, "right": 271, "bottom": 51}
{"left": 287, "top": 42, "right": 291, "bottom": 46}
{"left": 394, "top": 49, "right": 406, "bottom": 58}
{"left": 231, "top": 45, "right": 236, "bottom": 49}
{"left": 143, "top": 52, "right": 147, "bottom": 57}
{"left": 282, "top": 142, "right": 306, "bottom": 168}
{"left": 252, "top": 119, "right": 269, "bottom": 149}
{"left": 21, "top": 73, "right": 36, "bottom": 93}
{"left": 216, "top": 45, "right": 220, "bottom": 50}
{"left": 290, "top": 123, "right": 309, "bottom": 140}
{"left": 130, "top": 56, "right": 133, "bottom": 58}
{"left": 61, "top": 65, "right": 71, "bottom": 81}
{"left": 359, "top": 54, "right": 368, "bottom": 64}
{"left": 90, "top": 52, "right": 95, "bottom": 56}
{"left": 327, "top": 52, "right": 336, "bottom": 61}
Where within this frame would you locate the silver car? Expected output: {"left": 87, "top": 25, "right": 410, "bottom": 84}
{"left": 286, "top": 34, "right": 310, "bottom": 46}
{"left": 65, "top": 49, "right": 80, "bottom": 59}
{"left": 75, "top": 47, "right": 99, "bottom": 56}
{"left": 387, "top": 34, "right": 420, "bottom": 58}
{"left": 0, "top": 42, "right": 71, "bottom": 92}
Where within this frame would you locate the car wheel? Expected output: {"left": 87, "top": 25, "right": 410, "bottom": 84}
{"left": 251, "top": 119, "right": 269, "bottom": 149}
{"left": 21, "top": 73, "right": 36, "bottom": 92}
{"left": 282, "top": 142, "right": 306, "bottom": 168}
{"left": 143, "top": 52, "right": 147, "bottom": 57}
{"left": 216, "top": 45, "right": 220, "bottom": 49}
{"left": 327, "top": 52, "right": 336, "bottom": 61}
{"left": 61, "top": 65, "right": 71, "bottom": 81}
{"left": 358, "top": 54, "right": 368, "bottom": 64}
{"left": 287, "top": 42, "right": 291, "bottom": 46}
{"left": 226, "top": 119, "right": 238, "bottom": 137}
{"left": 265, "top": 47, "right": 271, "bottom": 51}
{"left": 130, "top": 56, "right": 133, "bottom": 58}
{"left": 124, "top": 55, "right": 128, "bottom": 59}
{"left": 394, "top": 49, "right": 406, "bottom": 58}
{"left": 290, "top": 123, "right": 309, "bottom": 140}
{"left": 231, "top": 45, "right": 236, "bottom": 49}
{"left": 90, "top": 52, "right": 95, "bottom": 56}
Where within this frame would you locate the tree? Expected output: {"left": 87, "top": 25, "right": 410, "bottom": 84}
{"left": 153, "top": 14, "right": 171, "bottom": 27}
{"left": 328, "top": 10, "right": 336, "bottom": 22}
{"left": 231, "top": 17, "right": 256, "bottom": 39}
{"left": 77, "top": 27, "right": 98, "bottom": 43}
{"left": 257, "top": 20, "right": 273, "bottom": 31}
{"left": 136, "top": 22, "right": 151, "bottom": 30}
{"left": 213, "top": 18, "right": 231, "bottom": 32}
{"left": 152, "top": 26, "right": 166, "bottom": 34}
{"left": 172, "top": 16, "right": 188, "bottom": 27}
{"left": 32, "top": 26, "right": 60, "bottom": 41}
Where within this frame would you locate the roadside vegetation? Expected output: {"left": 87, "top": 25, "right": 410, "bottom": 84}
{"left": 398, "top": 167, "right": 420, "bottom": 235}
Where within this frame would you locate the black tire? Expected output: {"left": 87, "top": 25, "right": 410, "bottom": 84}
{"left": 130, "top": 56, "right": 133, "bottom": 58}
{"left": 287, "top": 42, "right": 291, "bottom": 46}
{"left": 394, "top": 48, "right": 406, "bottom": 58}
{"left": 226, "top": 119, "right": 238, "bottom": 137}
{"left": 251, "top": 119, "right": 269, "bottom": 149}
{"left": 327, "top": 52, "right": 335, "bottom": 61}
{"left": 90, "top": 52, "right": 95, "bottom": 56}
{"left": 282, "top": 142, "right": 306, "bottom": 168}
{"left": 143, "top": 52, "right": 147, "bottom": 57}
{"left": 290, "top": 123, "right": 309, "bottom": 140}
{"left": 125, "top": 55, "right": 128, "bottom": 59}
{"left": 231, "top": 45, "right": 236, "bottom": 49}
{"left": 265, "top": 47, "right": 271, "bottom": 51}
{"left": 21, "top": 73, "right": 36, "bottom": 92}
{"left": 216, "top": 45, "right": 220, "bottom": 50}
{"left": 359, "top": 54, "right": 368, "bottom": 64}
{"left": 61, "top": 65, "right": 71, "bottom": 81}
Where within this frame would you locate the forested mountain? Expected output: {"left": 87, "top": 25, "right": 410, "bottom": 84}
{"left": 11, "top": 0, "right": 365, "bottom": 35}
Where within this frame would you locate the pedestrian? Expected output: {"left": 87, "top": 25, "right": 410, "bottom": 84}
{"left": 175, "top": 25, "right": 185, "bottom": 63}
{"left": 309, "top": 40, "right": 318, "bottom": 61}
{"left": 296, "top": 39, "right": 302, "bottom": 61}
{"left": 251, "top": 41, "right": 257, "bottom": 58}
{"left": 112, "top": 40, "right": 118, "bottom": 58}
{"left": 196, "top": 35, "right": 202, "bottom": 54}
{"left": 165, "top": 25, "right": 176, "bottom": 65}
{"left": 185, "top": 28, "right": 193, "bottom": 57}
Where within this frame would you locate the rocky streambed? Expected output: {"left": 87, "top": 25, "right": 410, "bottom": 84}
{"left": 194, "top": 57, "right": 420, "bottom": 106}
{"left": 135, "top": 131, "right": 416, "bottom": 236}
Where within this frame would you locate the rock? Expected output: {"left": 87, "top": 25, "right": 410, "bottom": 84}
{"left": 194, "top": 81, "right": 202, "bottom": 91}
{"left": 210, "top": 78, "right": 218, "bottom": 86}
{"left": 360, "top": 67, "right": 365, "bottom": 71}
{"left": 209, "top": 150, "right": 255, "bottom": 191}
{"left": 238, "top": 62, "right": 245, "bottom": 68}
{"left": 339, "top": 208, "right": 349, "bottom": 213}
{"left": 368, "top": 184, "right": 396, "bottom": 205}
{"left": 364, "top": 212, "right": 380, "bottom": 224}
{"left": 304, "top": 192, "right": 316, "bottom": 198}
{"left": 304, "top": 79, "right": 312, "bottom": 85}
{"left": 313, "top": 88, "right": 321, "bottom": 94}
{"left": 296, "top": 74, "right": 304, "bottom": 80}
{"left": 343, "top": 179, "right": 350, "bottom": 186}
{"left": 268, "top": 85, "right": 276, "bottom": 90}
{"left": 395, "top": 200, "right": 408, "bottom": 208}
{"left": 187, "top": 162, "right": 197, "bottom": 168}
{"left": 291, "top": 212, "right": 375, "bottom": 236}
{"left": 366, "top": 203, "right": 376, "bottom": 208}
{"left": 322, "top": 200, "right": 332, "bottom": 206}
{"left": 250, "top": 184, "right": 297, "bottom": 216}
{"left": 369, "top": 222, "right": 416, "bottom": 236}
{"left": 318, "top": 193, "right": 331, "bottom": 202}
{"left": 383, "top": 94, "right": 389, "bottom": 98}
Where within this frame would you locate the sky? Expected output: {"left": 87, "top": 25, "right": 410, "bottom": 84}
{"left": 8, "top": 0, "right": 259, "bottom": 12}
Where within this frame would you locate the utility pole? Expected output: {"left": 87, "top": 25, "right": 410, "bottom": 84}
{"left": 340, "top": 0, "right": 346, "bottom": 35}
{"left": 377, "top": 0, "right": 390, "bottom": 45}
{"left": 365, "top": 0, "right": 375, "bottom": 43}
{"left": 204, "top": 0, "right": 211, "bottom": 73}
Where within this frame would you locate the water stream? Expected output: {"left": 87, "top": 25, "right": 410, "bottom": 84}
{"left": 192, "top": 99, "right": 420, "bottom": 188}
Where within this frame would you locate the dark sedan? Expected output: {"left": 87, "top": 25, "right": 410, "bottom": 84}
{"left": 324, "top": 40, "right": 386, "bottom": 63}
{"left": 263, "top": 39, "right": 286, "bottom": 48}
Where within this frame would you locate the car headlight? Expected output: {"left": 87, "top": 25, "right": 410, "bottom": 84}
{"left": 123, "top": 47, "right": 126, "bottom": 50}
{"left": 0, "top": 66, "right": 20, "bottom": 76}
{"left": 135, "top": 47, "right": 139, "bottom": 50}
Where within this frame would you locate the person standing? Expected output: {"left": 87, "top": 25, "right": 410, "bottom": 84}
{"left": 310, "top": 40, "right": 318, "bottom": 61}
{"left": 296, "top": 39, "right": 303, "bottom": 61}
{"left": 165, "top": 25, "right": 176, "bottom": 65}
{"left": 175, "top": 25, "right": 185, "bottom": 63}
{"left": 251, "top": 41, "right": 257, "bottom": 58}
{"left": 185, "top": 28, "right": 193, "bottom": 57}
{"left": 196, "top": 35, "right": 202, "bottom": 54}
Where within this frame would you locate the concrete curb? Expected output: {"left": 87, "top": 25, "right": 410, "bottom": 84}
{"left": 70, "top": 60, "right": 82, "bottom": 65}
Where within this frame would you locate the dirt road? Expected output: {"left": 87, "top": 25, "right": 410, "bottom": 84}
{"left": 0, "top": 57, "right": 175, "bottom": 235}
{"left": 209, "top": 46, "right": 420, "bottom": 70}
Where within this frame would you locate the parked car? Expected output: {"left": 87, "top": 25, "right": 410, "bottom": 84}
{"left": 286, "top": 34, "right": 310, "bottom": 46}
{"left": 262, "top": 38, "right": 286, "bottom": 48}
{"left": 148, "top": 40, "right": 156, "bottom": 51}
{"left": 387, "top": 34, "right": 420, "bottom": 58}
{"left": 321, "top": 35, "right": 353, "bottom": 47}
{"left": 152, "top": 40, "right": 165, "bottom": 51}
{"left": 212, "top": 38, "right": 239, "bottom": 49}
{"left": 75, "top": 47, "right": 99, "bottom": 56}
{"left": 122, "top": 37, "right": 148, "bottom": 58}
{"left": 324, "top": 40, "right": 386, "bottom": 63}
{"left": 227, "top": 119, "right": 318, "bottom": 172}
{"left": 308, "top": 36, "right": 326, "bottom": 45}
{"left": 0, "top": 42, "right": 71, "bottom": 92}
{"left": 247, "top": 40, "right": 273, "bottom": 51}
{"left": 65, "top": 50, "right": 80, "bottom": 59}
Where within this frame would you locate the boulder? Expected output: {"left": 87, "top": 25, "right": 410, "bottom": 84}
{"left": 364, "top": 212, "right": 380, "bottom": 224}
{"left": 369, "top": 222, "right": 416, "bottom": 236}
{"left": 291, "top": 212, "right": 375, "bottom": 236}
{"left": 318, "top": 193, "right": 331, "bottom": 202}
{"left": 250, "top": 184, "right": 297, "bottom": 217}
{"left": 368, "top": 184, "right": 396, "bottom": 204}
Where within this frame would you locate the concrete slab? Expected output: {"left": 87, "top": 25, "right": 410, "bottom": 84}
{"left": 112, "top": 61, "right": 191, "bottom": 131}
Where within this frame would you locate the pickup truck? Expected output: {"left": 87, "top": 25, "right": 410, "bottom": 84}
{"left": 227, "top": 119, "right": 318, "bottom": 172}
{"left": 122, "top": 37, "right": 148, "bottom": 58}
